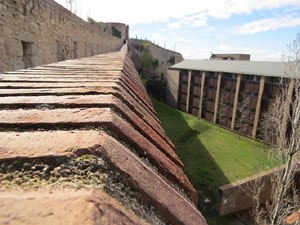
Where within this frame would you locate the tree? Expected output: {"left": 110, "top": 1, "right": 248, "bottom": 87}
{"left": 217, "top": 90, "right": 228, "bottom": 131}
{"left": 112, "top": 26, "right": 121, "bottom": 38}
{"left": 235, "top": 93, "right": 251, "bottom": 140}
{"left": 145, "top": 73, "right": 166, "bottom": 102}
{"left": 140, "top": 42, "right": 154, "bottom": 78}
{"left": 168, "top": 56, "right": 175, "bottom": 65}
{"left": 253, "top": 33, "right": 300, "bottom": 225}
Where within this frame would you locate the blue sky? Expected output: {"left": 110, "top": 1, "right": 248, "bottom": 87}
{"left": 55, "top": 0, "right": 300, "bottom": 61}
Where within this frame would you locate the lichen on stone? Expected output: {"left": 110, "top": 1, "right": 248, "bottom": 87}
{"left": 0, "top": 155, "right": 169, "bottom": 225}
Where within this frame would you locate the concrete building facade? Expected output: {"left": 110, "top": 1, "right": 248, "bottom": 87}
{"left": 167, "top": 59, "right": 289, "bottom": 139}
{"left": 210, "top": 53, "right": 251, "bottom": 61}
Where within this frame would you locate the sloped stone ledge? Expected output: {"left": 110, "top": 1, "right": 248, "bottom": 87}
{"left": 0, "top": 46, "right": 207, "bottom": 225}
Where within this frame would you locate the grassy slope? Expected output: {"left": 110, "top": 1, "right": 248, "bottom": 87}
{"left": 152, "top": 98, "right": 272, "bottom": 195}
{"left": 151, "top": 97, "right": 273, "bottom": 224}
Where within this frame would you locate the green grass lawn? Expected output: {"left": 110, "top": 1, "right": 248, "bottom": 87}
{"left": 151, "top": 97, "right": 274, "bottom": 224}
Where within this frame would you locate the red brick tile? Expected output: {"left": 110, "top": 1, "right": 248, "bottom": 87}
{"left": 0, "top": 189, "right": 149, "bottom": 225}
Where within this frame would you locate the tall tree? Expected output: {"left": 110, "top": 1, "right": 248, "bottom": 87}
{"left": 217, "top": 90, "right": 228, "bottom": 131}
{"left": 140, "top": 42, "right": 154, "bottom": 78}
{"left": 235, "top": 93, "right": 251, "bottom": 140}
{"left": 254, "top": 33, "right": 300, "bottom": 225}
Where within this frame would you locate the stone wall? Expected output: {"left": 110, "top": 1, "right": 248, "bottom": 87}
{"left": 0, "top": 0, "right": 123, "bottom": 72}
{"left": 128, "top": 38, "right": 183, "bottom": 78}
{"left": 217, "top": 165, "right": 300, "bottom": 216}
{"left": 0, "top": 45, "right": 207, "bottom": 225}
{"left": 104, "top": 22, "right": 129, "bottom": 40}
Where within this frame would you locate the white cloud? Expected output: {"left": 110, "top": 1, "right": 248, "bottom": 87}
{"left": 181, "top": 12, "right": 208, "bottom": 27}
{"left": 174, "top": 38, "right": 190, "bottom": 44}
{"left": 168, "top": 22, "right": 181, "bottom": 30}
{"left": 236, "top": 15, "right": 300, "bottom": 34}
{"left": 151, "top": 32, "right": 166, "bottom": 46}
{"left": 53, "top": 0, "right": 299, "bottom": 62}
{"left": 207, "top": 26, "right": 216, "bottom": 32}
{"left": 218, "top": 44, "right": 232, "bottom": 51}
{"left": 179, "top": 48, "right": 212, "bottom": 59}
{"left": 54, "top": 0, "right": 300, "bottom": 26}
{"left": 191, "top": 19, "right": 207, "bottom": 27}
{"left": 248, "top": 49, "right": 282, "bottom": 61}
{"left": 211, "top": 44, "right": 283, "bottom": 61}
{"left": 152, "top": 32, "right": 161, "bottom": 40}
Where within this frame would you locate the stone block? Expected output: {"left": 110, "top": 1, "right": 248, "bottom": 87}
{"left": 31, "top": 57, "right": 41, "bottom": 67}
{"left": 18, "top": 31, "right": 34, "bottom": 43}
{"left": 99, "top": 133, "right": 207, "bottom": 225}
{"left": 5, "top": 39, "right": 23, "bottom": 57}
{"left": 2, "top": 26, "right": 12, "bottom": 37}
{"left": 23, "top": 43, "right": 38, "bottom": 56}
{"left": 0, "top": 189, "right": 149, "bottom": 225}
{"left": 13, "top": 59, "right": 25, "bottom": 70}
{"left": 0, "top": 46, "right": 5, "bottom": 56}
{"left": 0, "top": 3, "right": 7, "bottom": 16}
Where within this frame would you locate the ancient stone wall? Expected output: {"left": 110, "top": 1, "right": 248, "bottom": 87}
{"left": 0, "top": 45, "right": 207, "bottom": 225}
{"left": 104, "top": 22, "right": 129, "bottom": 40}
{"left": 128, "top": 38, "right": 183, "bottom": 78}
{"left": 0, "top": 0, "right": 123, "bottom": 72}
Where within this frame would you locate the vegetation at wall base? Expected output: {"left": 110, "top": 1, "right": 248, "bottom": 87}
{"left": 146, "top": 74, "right": 166, "bottom": 102}
{"left": 112, "top": 26, "right": 121, "bottom": 38}
{"left": 87, "top": 18, "right": 121, "bottom": 39}
{"left": 139, "top": 42, "right": 167, "bottom": 102}
{"left": 140, "top": 42, "right": 155, "bottom": 78}
{"left": 168, "top": 56, "right": 175, "bottom": 65}
{"left": 151, "top": 97, "right": 275, "bottom": 224}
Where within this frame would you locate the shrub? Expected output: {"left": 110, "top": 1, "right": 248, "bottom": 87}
{"left": 146, "top": 75, "right": 166, "bottom": 102}
{"left": 112, "top": 26, "right": 121, "bottom": 38}
{"left": 168, "top": 56, "right": 175, "bottom": 65}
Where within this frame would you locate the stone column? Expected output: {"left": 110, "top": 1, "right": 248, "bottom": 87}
{"left": 185, "top": 71, "right": 192, "bottom": 113}
{"left": 252, "top": 77, "right": 265, "bottom": 137}
{"left": 198, "top": 72, "right": 206, "bottom": 118}
{"left": 213, "top": 73, "right": 223, "bottom": 123}
{"left": 231, "top": 74, "right": 242, "bottom": 129}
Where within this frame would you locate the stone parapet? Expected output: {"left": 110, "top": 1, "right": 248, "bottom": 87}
{"left": 0, "top": 46, "right": 207, "bottom": 225}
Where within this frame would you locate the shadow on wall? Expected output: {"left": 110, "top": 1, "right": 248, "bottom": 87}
{"left": 151, "top": 97, "right": 230, "bottom": 209}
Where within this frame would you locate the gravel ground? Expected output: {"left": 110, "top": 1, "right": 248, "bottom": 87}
{"left": 0, "top": 155, "right": 169, "bottom": 225}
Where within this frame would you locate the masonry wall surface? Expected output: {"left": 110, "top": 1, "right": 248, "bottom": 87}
{"left": 0, "top": 0, "right": 123, "bottom": 72}
{"left": 128, "top": 39, "right": 183, "bottom": 78}
{"left": 217, "top": 166, "right": 300, "bottom": 215}
{"left": 0, "top": 46, "right": 207, "bottom": 225}
{"left": 104, "top": 22, "right": 129, "bottom": 40}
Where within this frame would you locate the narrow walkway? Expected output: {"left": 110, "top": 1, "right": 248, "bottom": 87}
{"left": 0, "top": 46, "right": 207, "bottom": 225}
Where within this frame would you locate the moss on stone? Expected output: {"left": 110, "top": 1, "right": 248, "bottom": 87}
{"left": 0, "top": 155, "right": 169, "bottom": 225}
